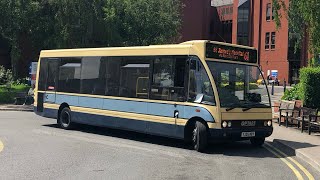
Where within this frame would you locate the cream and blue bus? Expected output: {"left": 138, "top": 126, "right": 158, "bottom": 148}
{"left": 34, "top": 40, "right": 272, "bottom": 152}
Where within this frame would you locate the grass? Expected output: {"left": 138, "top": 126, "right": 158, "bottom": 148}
{"left": 0, "top": 84, "right": 30, "bottom": 104}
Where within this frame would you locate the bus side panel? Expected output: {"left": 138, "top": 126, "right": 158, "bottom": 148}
{"left": 73, "top": 112, "right": 147, "bottom": 133}
{"left": 102, "top": 98, "right": 148, "bottom": 114}
{"left": 55, "top": 94, "right": 79, "bottom": 107}
{"left": 78, "top": 96, "right": 103, "bottom": 109}
{"left": 184, "top": 106, "right": 215, "bottom": 123}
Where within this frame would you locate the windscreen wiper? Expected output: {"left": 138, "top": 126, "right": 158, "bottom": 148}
{"left": 242, "top": 107, "right": 252, "bottom": 111}
{"left": 226, "top": 107, "right": 236, "bottom": 111}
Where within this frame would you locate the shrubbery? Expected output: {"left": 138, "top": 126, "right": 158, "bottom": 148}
{"left": 0, "top": 66, "right": 13, "bottom": 85}
{"left": 299, "top": 67, "right": 320, "bottom": 109}
{"left": 282, "top": 83, "right": 302, "bottom": 101}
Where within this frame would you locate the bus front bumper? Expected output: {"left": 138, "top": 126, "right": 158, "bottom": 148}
{"left": 208, "top": 127, "right": 273, "bottom": 142}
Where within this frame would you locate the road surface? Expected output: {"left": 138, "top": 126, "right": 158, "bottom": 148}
{"left": 0, "top": 111, "right": 318, "bottom": 180}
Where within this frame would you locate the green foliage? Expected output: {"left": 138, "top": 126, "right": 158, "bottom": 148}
{"left": 0, "top": 84, "right": 30, "bottom": 104}
{"left": 0, "top": 0, "right": 182, "bottom": 78}
{"left": 0, "top": 66, "right": 13, "bottom": 85}
{"left": 103, "top": 0, "right": 182, "bottom": 46}
{"left": 299, "top": 67, "right": 320, "bottom": 108}
{"left": 273, "top": 0, "right": 320, "bottom": 56}
{"left": 282, "top": 83, "right": 302, "bottom": 101}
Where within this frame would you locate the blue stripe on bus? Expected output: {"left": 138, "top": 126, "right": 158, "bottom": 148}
{"left": 48, "top": 93, "right": 215, "bottom": 122}
{"left": 71, "top": 109, "right": 184, "bottom": 139}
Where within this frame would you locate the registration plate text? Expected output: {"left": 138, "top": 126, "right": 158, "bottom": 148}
{"left": 241, "top": 131, "right": 255, "bottom": 137}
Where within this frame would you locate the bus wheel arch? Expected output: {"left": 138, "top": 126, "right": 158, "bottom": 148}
{"left": 184, "top": 117, "right": 209, "bottom": 151}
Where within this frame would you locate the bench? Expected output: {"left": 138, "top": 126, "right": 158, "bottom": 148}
{"left": 287, "top": 107, "right": 317, "bottom": 133}
{"left": 13, "top": 92, "right": 28, "bottom": 105}
{"left": 273, "top": 100, "right": 302, "bottom": 127}
{"left": 274, "top": 100, "right": 293, "bottom": 126}
{"left": 308, "top": 113, "right": 320, "bottom": 135}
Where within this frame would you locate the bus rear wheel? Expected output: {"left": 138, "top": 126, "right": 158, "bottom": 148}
{"left": 250, "top": 137, "right": 265, "bottom": 147}
{"left": 192, "top": 121, "right": 208, "bottom": 152}
{"left": 58, "top": 107, "right": 74, "bottom": 130}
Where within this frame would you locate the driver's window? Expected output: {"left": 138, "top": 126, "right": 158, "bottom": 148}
{"left": 188, "top": 58, "right": 215, "bottom": 105}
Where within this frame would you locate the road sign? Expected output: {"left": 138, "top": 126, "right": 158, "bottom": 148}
{"left": 271, "top": 70, "right": 278, "bottom": 77}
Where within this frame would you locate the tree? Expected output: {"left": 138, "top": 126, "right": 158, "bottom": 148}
{"left": 0, "top": 0, "right": 182, "bottom": 78}
{"left": 273, "top": 0, "right": 320, "bottom": 62}
{"left": 103, "top": 0, "right": 182, "bottom": 46}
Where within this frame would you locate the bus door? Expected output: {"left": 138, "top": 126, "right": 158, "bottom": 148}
{"left": 149, "top": 56, "right": 187, "bottom": 137}
{"left": 44, "top": 59, "right": 59, "bottom": 104}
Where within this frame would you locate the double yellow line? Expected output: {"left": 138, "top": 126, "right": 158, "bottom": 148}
{"left": 264, "top": 142, "right": 314, "bottom": 180}
{"left": 0, "top": 139, "right": 3, "bottom": 153}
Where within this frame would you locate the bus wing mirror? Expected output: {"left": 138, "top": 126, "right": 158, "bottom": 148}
{"left": 194, "top": 94, "right": 204, "bottom": 103}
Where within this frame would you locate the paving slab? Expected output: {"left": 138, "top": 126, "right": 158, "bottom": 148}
{"left": 267, "top": 124, "right": 320, "bottom": 172}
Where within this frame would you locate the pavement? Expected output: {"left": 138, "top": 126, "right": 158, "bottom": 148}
{"left": 0, "top": 104, "right": 33, "bottom": 111}
{"left": 267, "top": 85, "right": 320, "bottom": 172}
{"left": 267, "top": 125, "right": 320, "bottom": 172}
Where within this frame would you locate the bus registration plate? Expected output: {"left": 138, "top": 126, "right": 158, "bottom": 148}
{"left": 241, "top": 132, "right": 255, "bottom": 137}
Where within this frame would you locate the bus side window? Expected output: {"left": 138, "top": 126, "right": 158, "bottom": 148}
{"left": 38, "top": 58, "right": 48, "bottom": 91}
{"left": 188, "top": 58, "right": 215, "bottom": 105}
{"left": 119, "top": 57, "right": 150, "bottom": 99}
{"left": 80, "top": 56, "right": 106, "bottom": 95}
{"left": 150, "top": 56, "right": 187, "bottom": 102}
{"left": 58, "top": 58, "right": 81, "bottom": 93}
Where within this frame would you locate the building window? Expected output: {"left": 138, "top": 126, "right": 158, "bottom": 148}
{"left": 237, "top": 0, "right": 251, "bottom": 46}
{"left": 265, "top": 32, "right": 270, "bottom": 49}
{"left": 271, "top": 32, "right": 276, "bottom": 49}
{"left": 272, "top": 6, "right": 275, "bottom": 20}
{"left": 266, "top": 3, "right": 271, "bottom": 21}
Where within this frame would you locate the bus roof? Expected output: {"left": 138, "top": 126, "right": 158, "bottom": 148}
{"left": 39, "top": 40, "right": 256, "bottom": 59}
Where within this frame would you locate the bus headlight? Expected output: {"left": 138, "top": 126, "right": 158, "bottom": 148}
{"left": 267, "top": 120, "right": 272, "bottom": 126}
{"left": 227, "top": 121, "right": 232, "bottom": 127}
{"left": 222, "top": 121, "right": 227, "bottom": 128}
{"left": 264, "top": 121, "right": 268, "bottom": 126}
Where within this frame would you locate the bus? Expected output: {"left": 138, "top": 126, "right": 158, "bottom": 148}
{"left": 34, "top": 40, "right": 272, "bottom": 152}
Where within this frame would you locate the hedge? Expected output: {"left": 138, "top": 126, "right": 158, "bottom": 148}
{"left": 300, "top": 67, "right": 320, "bottom": 109}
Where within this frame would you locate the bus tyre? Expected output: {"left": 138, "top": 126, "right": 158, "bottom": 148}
{"left": 58, "top": 107, "right": 74, "bottom": 130}
{"left": 250, "top": 137, "right": 265, "bottom": 147}
{"left": 192, "top": 121, "right": 208, "bottom": 152}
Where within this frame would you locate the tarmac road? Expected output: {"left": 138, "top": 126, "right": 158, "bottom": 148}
{"left": 0, "top": 111, "right": 319, "bottom": 180}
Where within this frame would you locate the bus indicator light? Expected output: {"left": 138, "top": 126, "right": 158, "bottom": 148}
{"left": 195, "top": 109, "right": 200, "bottom": 112}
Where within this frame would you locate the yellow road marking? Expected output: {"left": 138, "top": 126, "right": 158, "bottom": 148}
{"left": 264, "top": 145, "right": 304, "bottom": 180}
{"left": 0, "top": 139, "right": 3, "bottom": 153}
{"left": 265, "top": 142, "right": 315, "bottom": 180}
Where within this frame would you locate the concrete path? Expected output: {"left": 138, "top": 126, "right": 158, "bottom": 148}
{"left": 268, "top": 123, "right": 320, "bottom": 172}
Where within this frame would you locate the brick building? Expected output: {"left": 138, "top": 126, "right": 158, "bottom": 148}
{"left": 181, "top": 0, "right": 309, "bottom": 85}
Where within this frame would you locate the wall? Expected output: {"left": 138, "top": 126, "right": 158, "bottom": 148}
{"left": 180, "top": 0, "right": 212, "bottom": 42}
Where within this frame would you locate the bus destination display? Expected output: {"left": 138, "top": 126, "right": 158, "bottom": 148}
{"left": 206, "top": 43, "right": 257, "bottom": 63}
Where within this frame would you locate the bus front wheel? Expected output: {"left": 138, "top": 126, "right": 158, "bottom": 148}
{"left": 250, "top": 137, "right": 265, "bottom": 147}
{"left": 192, "top": 121, "right": 208, "bottom": 152}
{"left": 58, "top": 107, "right": 74, "bottom": 130}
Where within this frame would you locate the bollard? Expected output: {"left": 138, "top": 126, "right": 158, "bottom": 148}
{"left": 283, "top": 79, "right": 286, "bottom": 92}
{"left": 271, "top": 82, "right": 275, "bottom": 95}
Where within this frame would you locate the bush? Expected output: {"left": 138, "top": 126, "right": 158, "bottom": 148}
{"left": 299, "top": 67, "right": 320, "bottom": 108}
{"left": 282, "top": 83, "right": 302, "bottom": 101}
{"left": 0, "top": 84, "right": 30, "bottom": 104}
{"left": 0, "top": 66, "right": 13, "bottom": 85}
